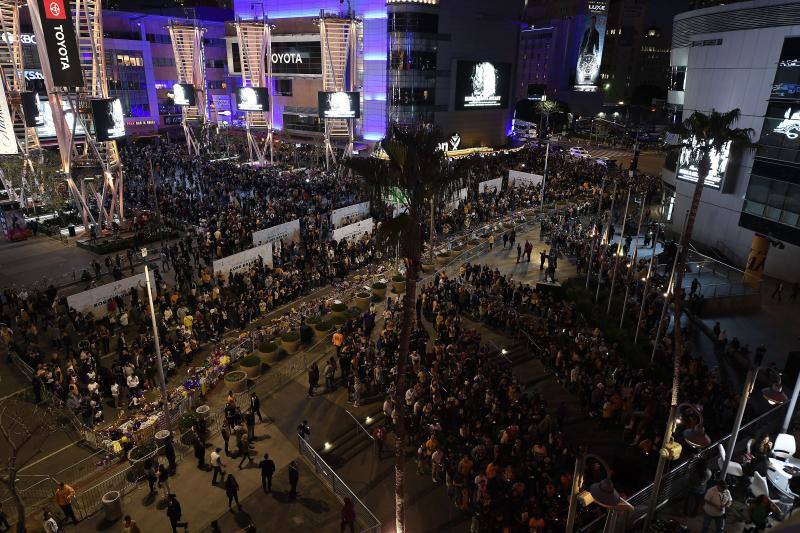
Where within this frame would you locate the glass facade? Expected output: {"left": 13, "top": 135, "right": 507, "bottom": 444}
{"left": 271, "top": 41, "right": 322, "bottom": 75}
{"left": 105, "top": 49, "right": 150, "bottom": 117}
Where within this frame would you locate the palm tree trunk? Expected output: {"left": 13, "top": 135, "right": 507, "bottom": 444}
{"left": 394, "top": 257, "right": 418, "bottom": 533}
{"left": 644, "top": 154, "right": 709, "bottom": 528}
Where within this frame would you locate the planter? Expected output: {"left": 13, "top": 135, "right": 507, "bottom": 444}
{"left": 314, "top": 322, "right": 332, "bottom": 339}
{"left": 258, "top": 341, "right": 278, "bottom": 364}
{"left": 126, "top": 443, "right": 156, "bottom": 482}
{"left": 391, "top": 275, "right": 406, "bottom": 294}
{"left": 436, "top": 252, "right": 450, "bottom": 266}
{"left": 238, "top": 354, "right": 262, "bottom": 379}
{"left": 225, "top": 370, "right": 248, "bottom": 393}
{"left": 355, "top": 292, "right": 371, "bottom": 311}
{"left": 331, "top": 302, "right": 348, "bottom": 319}
{"left": 331, "top": 314, "right": 347, "bottom": 327}
{"left": 372, "top": 282, "right": 387, "bottom": 299}
{"left": 420, "top": 262, "right": 434, "bottom": 273}
{"left": 281, "top": 331, "right": 300, "bottom": 354}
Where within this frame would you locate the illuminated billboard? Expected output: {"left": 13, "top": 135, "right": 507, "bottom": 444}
{"left": 454, "top": 61, "right": 511, "bottom": 110}
{"left": 676, "top": 138, "right": 731, "bottom": 190}
{"left": 317, "top": 91, "right": 361, "bottom": 119}
{"left": 235, "top": 87, "right": 269, "bottom": 112}
{"left": 574, "top": 1, "right": 608, "bottom": 92}
{"left": 171, "top": 83, "right": 196, "bottom": 107}
{"left": 90, "top": 98, "right": 125, "bottom": 141}
{"left": 34, "top": 95, "right": 85, "bottom": 139}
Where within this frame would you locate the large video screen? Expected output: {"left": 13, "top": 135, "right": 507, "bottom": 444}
{"left": 235, "top": 87, "right": 269, "bottom": 112}
{"left": 171, "top": 83, "right": 196, "bottom": 107}
{"left": 318, "top": 91, "right": 361, "bottom": 119}
{"left": 90, "top": 98, "right": 125, "bottom": 142}
{"left": 757, "top": 37, "right": 800, "bottom": 165}
{"left": 34, "top": 95, "right": 85, "bottom": 139}
{"left": 454, "top": 61, "right": 511, "bottom": 110}
{"left": 21, "top": 91, "right": 40, "bottom": 126}
{"left": 574, "top": 1, "right": 609, "bottom": 92}
{"left": 676, "top": 137, "right": 730, "bottom": 190}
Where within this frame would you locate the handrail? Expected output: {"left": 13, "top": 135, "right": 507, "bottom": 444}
{"left": 345, "top": 409, "right": 374, "bottom": 441}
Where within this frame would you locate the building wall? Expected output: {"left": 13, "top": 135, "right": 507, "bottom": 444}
{"left": 664, "top": 16, "right": 800, "bottom": 281}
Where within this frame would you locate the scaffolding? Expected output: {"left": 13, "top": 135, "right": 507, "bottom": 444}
{"left": 235, "top": 18, "right": 273, "bottom": 166}
{"left": 319, "top": 13, "right": 359, "bottom": 168}
{"left": 27, "top": 0, "right": 123, "bottom": 231}
{"left": 168, "top": 21, "right": 208, "bottom": 157}
{"left": 0, "top": 0, "right": 41, "bottom": 207}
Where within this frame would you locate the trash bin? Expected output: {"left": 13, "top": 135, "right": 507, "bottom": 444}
{"left": 155, "top": 429, "right": 171, "bottom": 455}
{"left": 68, "top": 225, "right": 76, "bottom": 237}
{"left": 195, "top": 405, "right": 210, "bottom": 419}
{"left": 102, "top": 490, "right": 122, "bottom": 522}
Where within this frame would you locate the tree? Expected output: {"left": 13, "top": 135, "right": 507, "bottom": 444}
{"left": 537, "top": 100, "right": 562, "bottom": 137}
{"left": 643, "top": 109, "right": 754, "bottom": 528}
{"left": 0, "top": 400, "right": 58, "bottom": 533}
{"left": 347, "top": 124, "right": 463, "bottom": 533}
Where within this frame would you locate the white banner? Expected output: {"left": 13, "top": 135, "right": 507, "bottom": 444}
{"left": 213, "top": 242, "right": 273, "bottom": 278}
{"left": 0, "top": 80, "right": 17, "bottom": 155}
{"left": 508, "top": 170, "right": 543, "bottom": 188}
{"left": 330, "top": 201, "right": 370, "bottom": 229}
{"left": 445, "top": 188, "right": 468, "bottom": 212}
{"left": 252, "top": 219, "right": 301, "bottom": 247}
{"left": 478, "top": 178, "right": 503, "bottom": 195}
{"left": 332, "top": 218, "right": 374, "bottom": 243}
{"left": 67, "top": 271, "right": 154, "bottom": 317}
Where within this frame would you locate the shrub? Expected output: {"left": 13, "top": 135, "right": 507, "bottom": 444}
{"left": 436, "top": 252, "right": 450, "bottom": 258}
{"left": 346, "top": 307, "right": 361, "bottom": 319}
{"left": 129, "top": 441, "right": 156, "bottom": 461}
{"left": 281, "top": 331, "right": 300, "bottom": 343}
{"left": 238, "top": 355, "right": 260, "bottom": 367}
{"left": 306, "top": 315, "right": 322, "bottom": 326}
{"left": 225, "top": 370, "right": 247, "bottom": 382}
{"left": 314, "top": 321, "right": 332, "bottom": 332}
{"left": 300, "top": 324, "right": 314, "bottom": 344}
{"left": 392, "top": 275, "right": 405, "bottom": 282}
{"left": 260, "top": 341, "right": 277, "bottom": 353}
{"left": 331, "top": 315, "right": 347, "bottom": 326}
{"left": 356, "top": 291, "right": 371, "bottom": 299}
{"left": 372, "top": 282, "right": 386, "bottom": 290}
{"left": 331, "top": 302, "right": 347, "bottom": 313}
{"left": 179, "top": 412, "right": 199, "bottom": 431}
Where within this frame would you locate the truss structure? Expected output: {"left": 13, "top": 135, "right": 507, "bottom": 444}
{"left": 235, "top": 18, "right": 273, "bottom": 166}
{"left": 27, "top": 0, "right": 123, "bottom": 231}
{"left": 168, "top": 22, "right": 208, "bottom": 157}
{"left": 0, "top": 0, "right": 42, "bottom": 207}
{"left": 319, "top": 14, "right": 359, "bottom": 168}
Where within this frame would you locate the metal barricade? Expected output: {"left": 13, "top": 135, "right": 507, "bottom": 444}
{"left": 298, "top": 436, "right": 381, "bottom": 533}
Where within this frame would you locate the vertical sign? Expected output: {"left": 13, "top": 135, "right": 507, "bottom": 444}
{"left": 35, "top": 0, "right": 83, "bottom": 87}
{"left": 574, "top": 0, "right": 608, "bottom": 92}
{"left": 0, "top": 81, "right": 17, "bottom": 155}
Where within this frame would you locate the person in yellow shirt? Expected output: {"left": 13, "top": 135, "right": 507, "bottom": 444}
{"left": 55, "top": 482, "right": 78, "bottom": 524}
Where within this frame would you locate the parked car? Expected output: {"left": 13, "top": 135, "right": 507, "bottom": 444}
{"left": 570, "top": 146, "right": 590, "bottom": 158}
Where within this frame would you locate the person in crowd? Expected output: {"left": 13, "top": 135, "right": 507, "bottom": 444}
{"left": 701, "top": 480, "right": 732, "bottom": 533}
{"left": 340, "top": 498, "right": 356, "bottom": 533}
{"left": 289, "top": 460, "right": 300, "bottom": 499}
{"left": 259, "top": 452, "right": 275, "bottom": 493}
{"left": 55, "top": 482, "right": 78, "bottom": 525}
{"left": 225, "top": 473, "right": 242, "bottom": 511}
{"left": 166, "top": 494, "right": 187, "bottom": 532}
{"left": 121, "top": 515, "right": 142, "bottom": 533}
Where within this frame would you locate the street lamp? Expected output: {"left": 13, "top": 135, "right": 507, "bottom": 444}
{"left": 565, "top": 453, "right": 632, "bottom": 533}
{"left": 720, "top": 353, "right": 787, "bottom": 477}
{"left": 676, "top": 403, "right": 711, "bottom": 449}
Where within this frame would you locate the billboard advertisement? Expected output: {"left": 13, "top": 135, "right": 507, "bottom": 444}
{"left": 235, "top": 86, "right": 269, "bottom": 112}
{"left": 270, "top": 40, "right": 322, "bottom": 75}
{"left": 676, "top": 138, "right": 731, "bottom": 190}
{"left": 34, "top": 0, "right": 83, "bottom": 87}
{"left": 318, "top": 91, "right": 361, "bottom": 119}
{"left": 34, "top": 95, "right": 85, "bottom": 139}
{"left": 90, "top": 98, "right": 125, "bottom": 141}
{"left": 171, "top": 83, "right": 196, "bottom": 107}
{"left": 758, "top": 37, "right": 800, "bottom": 165}
{"left": 574, "top": 1, "right": 608, "bottom": 92}
{"left": 0, "top": 80, "right": 17, "bottom": 155}
{"left": 454, "top": 61, "right": 511, "bottom": 110}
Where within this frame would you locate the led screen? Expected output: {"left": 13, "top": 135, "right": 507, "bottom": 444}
{"left": 90, "top": 98, "right": 125, "bottom": 141}
{"left": 21, "top": 92, "right": 40, "bottom": 125}
{"left": 574, "top": 1, "right": 609, "bottom": 92}
{"left": 235, "top": 87, "right": 269, "bottom": 112}
{"left": 171, "top": 83, "right": 196, "bottom": 107}
{"left": 676, "top": 138, "right": 730, "bottom": 190}
{"left": 34, "top": 95, "right": 85, "bottom": 138}
{"left": 454, "top": 61, "right": 511, "bottom": 110}
{"left": 317, "top": 91, "right": 361, "bottom": 119}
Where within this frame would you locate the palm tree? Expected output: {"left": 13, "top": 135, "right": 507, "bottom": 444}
{"left": 643, "top": 109, "right": 754, "bottom": 528}
{"left": 347, "top": 124, "right": 463, "bottom": 533}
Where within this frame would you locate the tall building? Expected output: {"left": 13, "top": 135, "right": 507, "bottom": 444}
{"left": 599, "top": 0, "right": 648, "bottom": 103}
{"left": 663, "top": 0, "right": 800, "bottom": 281}
{"left": 229, "top": 0, "right": 521, "bottom": 148}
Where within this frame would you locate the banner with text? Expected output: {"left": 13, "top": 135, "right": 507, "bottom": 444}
{"left": 332, "top": 218, "right": 374, "bottom": 243}
{"left": 445, "top": 188, "right": 468, "bottom": 212}
{"left": 34, "top": 0, "right": 84, "bottom": 87}
{"left": 330, "top": 201, "right": 370, "bottom": 229}
{"left": 213, "top": 242, "right": 273, "bottom": 278}
{"left": 0, "top": 80, "right": 17, "bottom": 155}
{"left": 67, "top": 271, "right": 153, "bottom": 317}
{"left": 478, "top": 178, "right": 503, "bottom": 195}
{"left": 252, "top": 219, "right": 301, "bottom": 247}
{"left": 508, "top": 170, "right": 543, "bottom": 188}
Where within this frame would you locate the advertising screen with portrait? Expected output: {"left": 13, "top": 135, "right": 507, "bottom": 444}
{"left": 235, "top": 86, "right": 269, "bottom": 112}
{"left": 90, "top": 98, "right": 125, "bottom": 141}
{"left": 454, "top": 61, "right": 511, "bottom": 110}
{"left": 171, "top": 83, "right": 196, "bottom": 107}
{"left": 317, "top": 91, "right": 361, "bottom": 119}
{"left": 34, "top": 94, "right": 85, "bottom": 139}
{"left": 574, "top": 1, "right": 609, "bottom": 92}
{"left": 676, "top": 138, "right": 731, "bottom": 190}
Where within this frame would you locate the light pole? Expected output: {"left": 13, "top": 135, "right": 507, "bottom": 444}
{"left": 606, "top": 187, "right": 631, "bottom": 314}
{"left": 649, "top": 248, "right": 681, "bottom": 365}
{"left": 634, "top": 197, "right": 667, "bottom": 343}
{"left": 595, "top": 178, "right": 619, "bottom": 303}
{"left": 641, "top": 403, "right": 712, "bottom": 531}
{"left": 721, "top": 353, "right": 787, "bottom": 478}
{"left": 585, "top": 178, "right": 607, "bottom": 289}
{"left": 565, "top": 452, "right": 632, "bottom": 533}
{"left": 143, "top": 260, "right": 173, "bottom": 435}
{"left": 540, "top": 141, "right": 550, "bottom": 214}
{"left": 620, "top": 193, "right": 646, "bottom": 327}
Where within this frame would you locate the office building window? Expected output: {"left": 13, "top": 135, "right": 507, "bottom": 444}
{"left": 275, "top": 79, "right": 292, "bottom": 96}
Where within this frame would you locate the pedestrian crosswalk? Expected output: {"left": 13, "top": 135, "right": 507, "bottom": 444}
{"left": 586, "top": 148, "right": 632, "bottom": 161}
